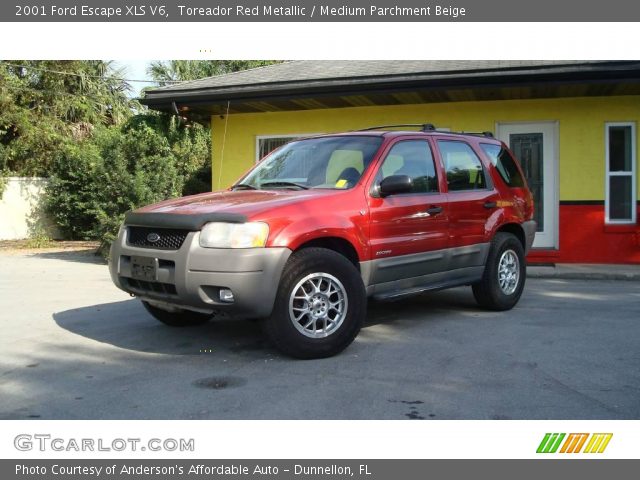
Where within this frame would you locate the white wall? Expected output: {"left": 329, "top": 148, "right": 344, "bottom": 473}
{"left": 0, "top": 177, "right": 60, "bottom": 240}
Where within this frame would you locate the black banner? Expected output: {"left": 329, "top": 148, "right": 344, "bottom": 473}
{"left": 4, "top": 0, "right": 640, "bottom": 22}
{"left": 4, "top": 459, "right": 640, "bottom": 480}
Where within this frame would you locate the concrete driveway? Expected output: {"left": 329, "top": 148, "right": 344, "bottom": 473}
{"left": 0, "top": 250, "right": 639, "bottom": 420}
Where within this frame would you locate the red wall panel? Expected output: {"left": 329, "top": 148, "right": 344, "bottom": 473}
{"left": 527, "top": 204, "right": 640, "bottom": 264}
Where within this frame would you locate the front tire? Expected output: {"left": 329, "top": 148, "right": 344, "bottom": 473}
{"left": 472, "top": 232, "right": 526, "bottom": 311}
{"left": 263, "top": 247, "right": 366, "bottom": 359}
{"left": 142, "top": 301, "right": 211, "bottom": 327}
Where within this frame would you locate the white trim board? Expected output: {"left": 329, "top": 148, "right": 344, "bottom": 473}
{"left": 496, "top": 121, "right": 560, "bottom": 249}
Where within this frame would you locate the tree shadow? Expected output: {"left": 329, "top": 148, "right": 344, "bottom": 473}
{"left": 20, "top": 177, "right": 62, "bottom": 240}
{"left": 30, "top": 249, "right": 106, "bottom": 264}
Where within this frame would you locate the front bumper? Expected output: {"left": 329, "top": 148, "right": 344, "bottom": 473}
{"left": 109, "top": 226, "right": 291, "bottom": 318}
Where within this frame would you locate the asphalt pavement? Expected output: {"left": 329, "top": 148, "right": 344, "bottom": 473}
{"left": 1, "top": 250, "right": 639, "bottom": 419}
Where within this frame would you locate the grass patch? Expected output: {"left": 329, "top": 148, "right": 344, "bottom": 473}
{"left": 0, "top": 239, "right": 100, "bottom": 252}
{"left": 25, "top": 231, "right": 55, "bottom": 249}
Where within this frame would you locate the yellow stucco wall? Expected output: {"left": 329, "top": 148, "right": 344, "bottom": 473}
{"left": 211, "top": 95, "right": 640, "bottom": 200}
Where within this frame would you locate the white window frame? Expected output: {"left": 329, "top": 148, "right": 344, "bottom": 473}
{"left": 255, "top": 134, "right": 320, "bottom": 163}
{"left": 605, "top": 122, "right": 637, "bottom": 224}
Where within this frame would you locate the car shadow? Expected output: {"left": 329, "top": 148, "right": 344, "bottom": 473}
{"left": 364, "top": 287, "right": 481, "bottom": 328}
{"left": 53, "top": 299, "right": 272, "bottom": 357}
{"left": 53, "top": 287, "right": 480, "bottom": 357}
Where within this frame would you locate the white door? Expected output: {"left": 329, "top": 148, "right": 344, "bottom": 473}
{"left": 497, "top": 122, "right": 558, "bottom": 249}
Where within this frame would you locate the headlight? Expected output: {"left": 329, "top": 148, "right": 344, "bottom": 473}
{"left": 199, "top": 222, "right": 269, "bottom": 249}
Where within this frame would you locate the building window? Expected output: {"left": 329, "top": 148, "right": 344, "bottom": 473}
{"left": 256, "top": 135, "right": 314, "bottom": 162}
{"left": 606, "top": 123, "right": 636, "bottom": 224}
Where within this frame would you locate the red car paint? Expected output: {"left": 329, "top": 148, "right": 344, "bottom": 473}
{"left": 138, "top": 131, "right": 534, "bottom": 261}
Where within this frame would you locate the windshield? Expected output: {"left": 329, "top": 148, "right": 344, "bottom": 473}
{"left": 236, "top": 136, "right": 383, "bottom": 190}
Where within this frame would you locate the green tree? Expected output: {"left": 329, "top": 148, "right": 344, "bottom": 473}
{"left": 3, "top": 59, "right": 276, "bottom": 253}
{"left": 46, "top": 122, "right": 183, "bottom": 246}
{"left": 144, "top": 61, "right": 285, "bottom": 195}
{"left": 0, "top": 60, "right": 135, "bottom": 175}
{"left": 46, "top": 113, "right": 213, "bottom": 252}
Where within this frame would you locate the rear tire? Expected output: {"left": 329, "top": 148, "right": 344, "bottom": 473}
{"left": 472, "top": 232, "right": 526, "bottom": 311}
{"left": 142, "top": 301, "right": 211, "bottom": 327}
{"left": 263, "top": 247, "right": 366, "bottom": 359}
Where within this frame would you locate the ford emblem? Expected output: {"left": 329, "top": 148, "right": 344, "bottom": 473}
{"left": 146, "top": 232, "right": 161, "bottom": 243}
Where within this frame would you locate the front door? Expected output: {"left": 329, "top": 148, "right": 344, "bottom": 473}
{"left": 367, "top": 139, "right": 449, "bottom": 284}
{"left": 497, "top": 122, "right": 558, "bottom": 249}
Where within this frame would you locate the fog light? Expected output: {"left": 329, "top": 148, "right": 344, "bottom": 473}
{"left": 219, "top": 289, "right": 234, "bottom": 303}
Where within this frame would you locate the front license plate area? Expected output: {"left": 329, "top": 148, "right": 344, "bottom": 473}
{"left": 131, "top": 256, "right": 157, "bottom": 281}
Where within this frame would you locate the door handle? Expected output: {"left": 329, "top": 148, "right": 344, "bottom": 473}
{"left": 483, "top": 201, "right": 497, "bottom": 209}
{"left": 426, "top": 206, "right": 443, "bottom": 215}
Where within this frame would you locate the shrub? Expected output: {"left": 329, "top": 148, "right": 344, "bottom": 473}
{"left": 46, "top": 140, "right": 102, "bottom": 240}
{"left": 46, "top": 116, "right": 210, "bottom": 256}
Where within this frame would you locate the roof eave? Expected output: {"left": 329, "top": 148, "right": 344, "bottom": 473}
{"left": 140, "top": 62, "right": 640, "bottom": 112}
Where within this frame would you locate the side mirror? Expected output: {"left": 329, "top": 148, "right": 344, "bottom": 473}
{"left": 379, "top": 175, "right": 413, "bottom": 197}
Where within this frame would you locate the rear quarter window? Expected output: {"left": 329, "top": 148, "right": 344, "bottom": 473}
{"left": 480, "top": 143, "right": 525, "bottom": 188}
{"left": 438, "top": 140, "right": 488, "bottom": 191}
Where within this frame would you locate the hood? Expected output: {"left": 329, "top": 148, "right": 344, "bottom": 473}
{"left": 134, "top": 189, "right": 335, "bottom": 218}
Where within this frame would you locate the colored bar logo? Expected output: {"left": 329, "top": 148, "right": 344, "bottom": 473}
{"left": 537, "top": 433, "right": 612, "bottom": 453}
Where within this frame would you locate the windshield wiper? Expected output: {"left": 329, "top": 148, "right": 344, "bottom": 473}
{"left": 261, "top": 181, "right": 309, "bottom": 190}
{"left": 231, "top": 183, "right": 258, "bottom": 190}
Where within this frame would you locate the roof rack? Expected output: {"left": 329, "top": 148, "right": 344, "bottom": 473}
{"left": 356, "top": 124, "right": 495, "bottom": 138}
{"left": 358, "top": 123, "right": 436, "bottom": 132}
{"left": 460, "top": 131, "right": 495, "bottom": 138}
{"left": 428, "top": 129, "right": 495, "bottom": 138}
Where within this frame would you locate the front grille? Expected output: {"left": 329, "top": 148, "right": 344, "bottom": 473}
{"left": 124, "top": 278, "right": 178, "bottom": 295}
{"left": 127, "top": 226, "right": 188, "bottom": 250}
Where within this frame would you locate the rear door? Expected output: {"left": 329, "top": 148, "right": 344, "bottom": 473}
{"left": 435, "top": 138, "right": 500, "bottom": 269}
{"left": 367, "top": 138, "right": 449, "bottom": 284}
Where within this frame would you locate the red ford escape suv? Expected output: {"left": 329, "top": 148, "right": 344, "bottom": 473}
{"left": 110, "top": 124, "right": 535, "bottom": 359}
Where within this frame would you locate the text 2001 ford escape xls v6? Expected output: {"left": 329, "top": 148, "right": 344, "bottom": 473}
{"left": 109, "top": 124, "right": 535, "bottom": 359}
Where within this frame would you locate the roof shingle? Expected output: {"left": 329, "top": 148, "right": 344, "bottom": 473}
{"left": 152, "top": 60, "right": 602, "bottom": 93}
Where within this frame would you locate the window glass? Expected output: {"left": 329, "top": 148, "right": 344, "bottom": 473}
{"left": 438, "top": 141, "right": 487, "bottom": 191}
{"left": 480, "top": 143, "right": 525, "bottom": 188}
{"left": 607, "top": 124, "right": 635, "bottom": 222}
{"left": 258, "top": 137, "right": 300, "bottom": 160}
{"left": 609, "top": 176, "right": 633, "bottom": 220}
{"left": 609, "top": 126, "right": 632, "bottom": 172}
{"left": 377, "top": 140, "right": 438, "bottom": 193}
{"left": 240, "top": 136, "right": 383, "bottom": 190}
{"left": 326, "top": 150, "right": 364, "bottom": 184}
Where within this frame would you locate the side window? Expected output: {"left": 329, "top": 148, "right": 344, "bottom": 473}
{"left": 377, "top": 140, "right": 439, "bottom": 193}
{"left": 438, "top": 140, "right": 488, "bottom": 191}
{"left": 480, "top": 143, "right": 525, "bottom": 188}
